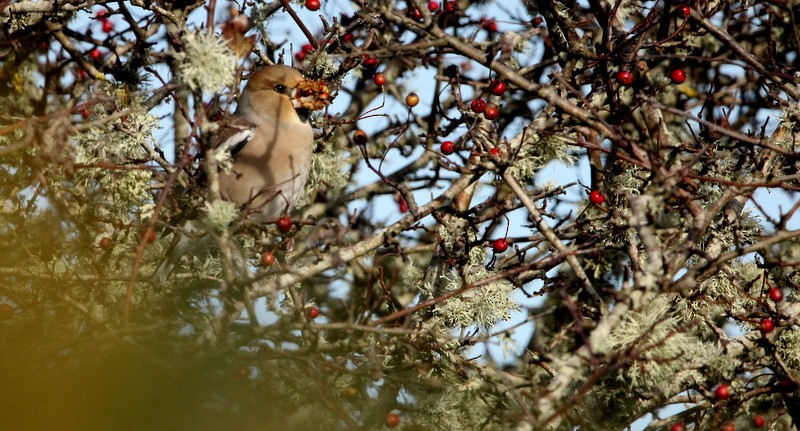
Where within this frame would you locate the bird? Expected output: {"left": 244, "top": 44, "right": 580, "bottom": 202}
{"left": 151, "top": 64, "right": 317, "bottom": 283}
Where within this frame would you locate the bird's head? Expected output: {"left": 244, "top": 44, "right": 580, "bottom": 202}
{"left": 237, "top": 64, "right": 329, "bottom": 125}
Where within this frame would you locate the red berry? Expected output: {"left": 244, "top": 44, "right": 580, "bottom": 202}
{"left": 0, "top": 303, "right": 14, "bottom": 321}
{"left": 670, "top": 424, "right": 686, "bottom": 431}
{"left": 261, "top": 251, "right": 276, "bottom": 267}
{"left": 342, "top": 33, "right": 354, "bottom": 44}
{"left": 675, "top": 5, "right": 691, "bottom": 18}
{"left": 398, "top": 199, "right": 409, "bottom": 213}
{"left": 483, "top": 103, "right": 499, "bottom": 120}
{"left": 616, "top": 70, "right": 634, "bottom": 86}
{"left": 714, "top": 384, "right": 731, "bottom": 400}
{"left": 302, "top": 43, "right": 315, "bottom": 54}
{"left": 481, "top": 19, "right": 498, "bottom": 33}
{"left": 769, "top": 287, "right": 784, "bottom": 302}
{"left": 489, "top": 80, "right": 507, "bottom": 96}
{"left": 96, "top": 10, "right": 108, "bottom": 19}
{"left": 305, "top": 0, "right": 321, "bottom": 11}
{"left": 385, "top": 413, "right": 401, "bottom": 428}
{"left": 276, "top": 216, "right": 293, "bottom": 233}
{"left": 99, "top": 236, "right": 112, "bottom": 250}
{"left": 89, "top": 48, "right": 102, "bottom": 61}
{"left": 101, "top": 19, "right": 114, "bottom": 33}
{"left": 492, "top": 238, "right": 509, "bottom": 253}
{"left": 720, "top": 422, "right": 735, "bottom": 431}
{"left": 409, "top": 7, "right": 423, "bottom": 21}
{"left": 441, "top": 140, "right": 456, "bottom": 155}
{"left": 489, "top": 147, "right": 501, "bottom": 157}
{"left": 760, "top": 318, "right": 775, "bottom": 333}
{"left": 532, "top": 16, "right": 544, "bottom": 26}
{"left": 752, "top": 415, "right": 765, "bottom": 428}
{"left": 428, "top": 1, "right": 440, "bottom": 12}
{"left": 141, "top": 227, "right": 156, "bottom": 244}
{"left": 589, "top": 190, "right": 605, "bottom": 205}
{"left": 373, "top": 72, "right": 386, "bottom": 86}
{"left": 305, "top": 305, "right": 320, "bottom": 319}
{"left": 443, "top": 1, "right": 459, "bottom": 13}
{"left": 362, "top": 56, "right": 378, "bottom": 67}
{"left": 470, "top": 98, "right": 486, "bottom": 113}
{"left": 670, "top": 69, "right": 687, "bottom": 84}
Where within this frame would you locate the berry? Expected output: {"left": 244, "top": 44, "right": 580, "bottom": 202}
{"left": 0, "top": 303, "right": 14, "bottom": 321}
{"left": 752, "top": 415, "right": 765, "bottom": 428}
{"left": 395, "top": 193, "right": 409, "bottom": 213}
{"left": 532, "top": 16, "right": 544, "bottom": 26}
{"left": 261, "top": 251, "right": 276, "bottom": 267}
{"left": 342, "top": 33, "right": 354, "bottom": 44}
{"left": 305, "top": 0, "right": 320, "bottom": 11}
{"left": 297, "top": 43, "right": 314, "bottom": 61}
{"left": 342, "top": 387, "right": 359, "bottom": 399}
{"left": 405, "top": 92, "right": 420, "bottom": 107}
{"left": 441, "top": 140, "right": 456, "bottom": 155}
{"left": 760, "top": 318, "right": 775, "bottom": 333}
{"left": 235, "top": 366, "right": 250, "bottom": 380}
{"left": 362, "top": 56, "right": 378, "bottom": 67}
{"left": 670, "top": 69, "right": 687, "bottom": 84}
{"left": 489, "top": 80, "right": 507, "bottom": 96}
{"left": 489, "top": 147, "right": 501, "bottom": 157}
{"left": 141, "top": 227, "right": 156, "bottom": 244}
{"left": 589, "top": 190, "right": 605, "bottom": 205}
{"left": 676, "top": 5, "right": 691, "bottom": 18}
{"left": 492, "top": 238, "right": 509, "bottom": 253}
{"left": 470, "top": 98, "right": 486, "bottom": 113}
{"left": 373, "top": 72, "right": 386, "bottom": 86}
{"left": 714, "top": 384, "right": 731, "bottom": 400}
{"left": 305, "top": 305, "right": 320, "bottom": 319}
{"left": 481, "top": 19, "right": 498, "bottom": 33}
{"left": 670, "top": 424, "right": 686, "bottom": 431}
{"left": 353, "top": 129, "right": 368, "bottom": 145}
{"left": 276, "top": 216, "right": 293, "bottom": 233}
{"left": 101, "top": 19, "right": 114, "bottom": 33}
{"left": 483, "top": 103, "right": 499, "bottom": 120}
{"left": 616, "top": 70, "right": 634, "bottom": 86}
{"left": 720, "top": 422, "right": 735, "bottom": 431}
{"left": 96, "top": 10, "right": 108, "bottom": 19}
{"left": 428, "top": 1, "right": 440, "bottom": 12}
{"left": 409, "top": 7, "right": 423, "bottom": 21}
{"left": 443, "top": 0, "right": 459, "bottom": 13}
{"left": 99, "top": 236, "right": 112, "bottom": 250}
{"left": 89, "top": 48, "right": 102, "bottom": 61}
{"left": 769, "top": 287, "right": 784, "bottom": 302}
{"left": 385, "top": 413, "right": 401, "bottom": 428}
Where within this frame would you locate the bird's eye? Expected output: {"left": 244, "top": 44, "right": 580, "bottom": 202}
{"left": 274, "top": 84, "right": 287, "bottom": 94}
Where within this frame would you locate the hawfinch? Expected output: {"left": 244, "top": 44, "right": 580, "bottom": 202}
{"left": 151, "top": 64, "right": 322, "bottom": 283}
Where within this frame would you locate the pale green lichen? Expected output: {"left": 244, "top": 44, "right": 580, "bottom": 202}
{"left": 203, "top": 199, "right": 239, "bottom": 229}
{"left": 434, "top": 267, "right": 519, "bottom": 329}
{"left": 507, "top": 132, "right": 576, "bottom": 183}
{"left": 175, "top": 31, "right": 237, "bottom": 93}
{"left": 601, "top": 296, "right": 698, "bottom": 385}
{"left": 776, "top": 328, "right": 800, "bottom": 372}
{"left": 71, "top": 101, "right": 159, "bottom": 222}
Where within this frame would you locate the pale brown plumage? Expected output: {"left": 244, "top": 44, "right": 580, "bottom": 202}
{"left": 151, "top": 65, "right": 314, "bottom": 283}
{"left": 219, "top": 65, "right": 314, "bottom": 220}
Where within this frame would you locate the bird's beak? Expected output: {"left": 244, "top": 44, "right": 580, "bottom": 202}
{"left": 291, "top": 88, "right": 312, "bottom": 123}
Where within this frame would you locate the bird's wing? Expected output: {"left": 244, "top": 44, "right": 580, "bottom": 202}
{"left": 212, "top": 117, "right": 257, "bottom": 160}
